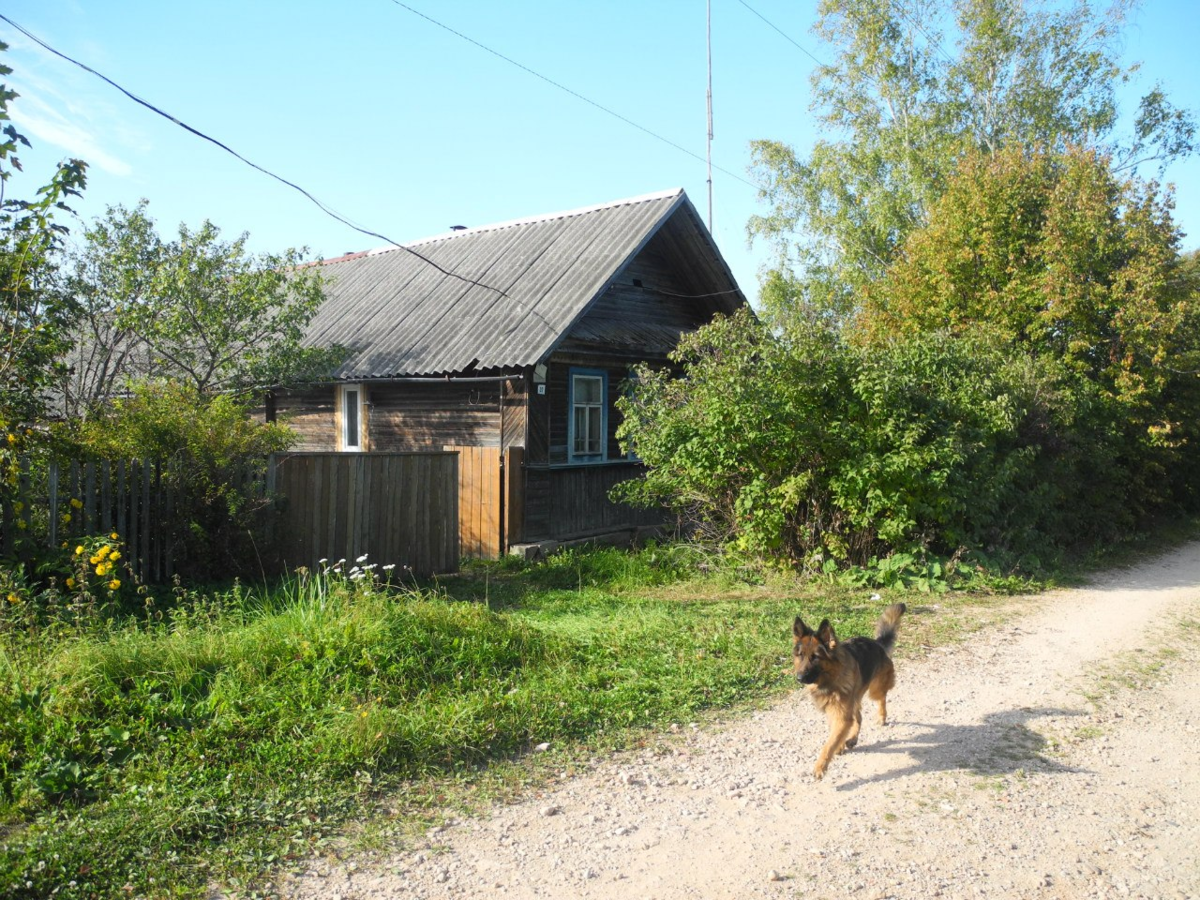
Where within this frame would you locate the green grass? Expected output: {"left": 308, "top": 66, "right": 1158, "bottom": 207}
{"left": 0, "top": 542, "right": 1083, "bottom": 899}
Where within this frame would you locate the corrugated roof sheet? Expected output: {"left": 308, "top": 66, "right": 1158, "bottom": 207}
{"left": 303, "top": 188, "right": 738, "bottom": 379}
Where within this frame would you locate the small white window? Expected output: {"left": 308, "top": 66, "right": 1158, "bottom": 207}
{"left": 570, "top": 370, "right": 606, "bottom": 462}
{"left": 339, "top": 384, "right": 365, "bottom": 451}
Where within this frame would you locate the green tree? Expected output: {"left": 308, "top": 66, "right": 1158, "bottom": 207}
{"left": 856, "top": 145, "right": 1190, "bottom": 407}
{"left": 749, "top": 0, "right": 1195, "bottom": 325}
{"left": 65, "top": 201, "right": 342, "bottom": 412}
{"left": 1, "top": 46, "right": 87, "bottom": 545}
{"left": 855, "top": 144, "right": 1200, "bottom": 523}
{"left": 0, "top": 46, "right": 87, "bottom": 430}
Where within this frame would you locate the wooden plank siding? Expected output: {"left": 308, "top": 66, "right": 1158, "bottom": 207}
{"left": 544, "top": 358, "right": 636, "bottom": 465}
{"left": 505, "top": 447, "right": 525, "bottom": 548}
{"left": 521, "top": 462, "right": 665, "bottom": 543}
{"left": 527, "top": 370, "right": 551, "bottom": 465}
{"left": 582, "top": 250, "right": 708, "bottom": 331}
{"left": 273, "top": 388, "right": 337, "bottom": 451}
{"left": 371, "top": 382, "right": 504, "bottom": 451}
{"left": 501, "top": 377, "right": 527, "bottom": 451}
{"left": 278, "top": 382, "right": 519, "bottom": 454}
{"left": 271, "top": 452, "right": 458, "bottom": 576}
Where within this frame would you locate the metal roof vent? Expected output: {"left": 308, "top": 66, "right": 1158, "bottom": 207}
{"left": 450, "top": 225, "right": 467, "bottom": 231}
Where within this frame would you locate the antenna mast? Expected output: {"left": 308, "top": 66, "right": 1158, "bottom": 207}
{"left": 706, "top": 0, "right": 714, "bottom": 232}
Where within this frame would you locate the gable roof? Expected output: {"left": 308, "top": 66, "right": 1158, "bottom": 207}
{"left": 303, "top": 188, "right": 744, "bottom": 379}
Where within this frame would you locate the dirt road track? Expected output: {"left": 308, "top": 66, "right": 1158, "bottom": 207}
{"left": 283, "top": 544, "right": 1200, "bottom": 900}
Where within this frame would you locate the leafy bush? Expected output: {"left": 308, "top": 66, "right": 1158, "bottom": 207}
{"left": 616, "top": 308, "right": 853, "bottom": 560}
{"left": 616, "top": 310, "right": 1171, "bottom": 568}
{"left": 58, "top": 381, "right": 294, "bottom": 578}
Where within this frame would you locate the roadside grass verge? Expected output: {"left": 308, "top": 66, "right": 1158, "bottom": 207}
{"left": 0, "top": 543, "right": 1065, "bottom": 898}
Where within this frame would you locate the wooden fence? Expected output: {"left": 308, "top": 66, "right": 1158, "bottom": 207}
{"left": 269, "top": 452, "right": 459, "bottom": 576}
{"left": 521, "top": 461, "right": 665, "bottom": 544}
{"left": 1, "top": 457, "right": 185, "bottom": 583}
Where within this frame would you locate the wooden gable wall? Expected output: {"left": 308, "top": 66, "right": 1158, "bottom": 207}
{"left": 558, "top": 233, "right": 722, "bottom": 357}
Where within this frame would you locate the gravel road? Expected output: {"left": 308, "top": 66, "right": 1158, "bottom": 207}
{"left": 283, "top": 543, "right": 1200, "bottom": 900}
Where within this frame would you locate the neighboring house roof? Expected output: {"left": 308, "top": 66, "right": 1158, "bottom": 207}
{"left": 303, "top": 188, "right": 745, "bottom": 379}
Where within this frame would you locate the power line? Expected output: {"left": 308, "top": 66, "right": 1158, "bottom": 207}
{"left": 735, "top": 0, "right": 948, "bottom": 101}
{"left": 735, "top": 0, "right": 826, "bottom": 70}
{"left": 734, "top": 0, "right": 885, "bottom": 95}
{"left": 1, "top": 12, "right": 752, "bottom": 316}
{"left": 387, "top": 0, "right": 759, "bottom": 191}
{"left": 0, "top": 12, "right": 514, "bottom": 300}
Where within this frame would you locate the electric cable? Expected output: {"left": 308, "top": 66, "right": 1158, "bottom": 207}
{"left": 1, "top": 13, "right": 749, "bottom": 313}
{"left": 0, "top": 12, "right": 516, "bottom": 300}
{"left": 387, "top": 1, "right": 759, "bottom": 191}
{"left": 735, "top": 0, "right": 826, "bottom": 69}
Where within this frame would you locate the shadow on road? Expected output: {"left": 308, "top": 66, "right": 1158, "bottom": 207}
{"left": 833, "top": 706, "right": 1087, "bottom": 791}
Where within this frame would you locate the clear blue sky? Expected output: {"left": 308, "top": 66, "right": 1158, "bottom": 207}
{"left": 4, "top": 0, "right": 1198, "bottom": 304}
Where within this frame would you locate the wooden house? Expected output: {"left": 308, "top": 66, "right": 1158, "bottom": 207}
{"left": 270, "top": 188, "right": 746, "bottom": 558}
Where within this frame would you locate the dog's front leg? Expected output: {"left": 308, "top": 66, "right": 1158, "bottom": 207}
{"left": 814, "top": 708, "right": 854, "bottom": 779}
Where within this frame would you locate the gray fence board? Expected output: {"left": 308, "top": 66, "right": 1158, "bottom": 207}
{"left": 270, "top": 452, "right": 459, "bottom": 577}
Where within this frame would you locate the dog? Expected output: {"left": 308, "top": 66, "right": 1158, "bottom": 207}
{"left": 792, "top": 602, "right": 907, "bottom": 779}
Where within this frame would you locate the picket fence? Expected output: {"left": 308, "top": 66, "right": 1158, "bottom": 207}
{"left": 2, "top": 451, "right": 463, "bottom": 582}
{"left": 1, "top": 457, "right": 192, "bottom": 583}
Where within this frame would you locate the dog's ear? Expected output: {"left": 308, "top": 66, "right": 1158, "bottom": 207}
{"left": 793, "top": 616, "right": 813, "bottom": 639}
{"left": 817, "top": 619, "right": 838, "bottom": 649}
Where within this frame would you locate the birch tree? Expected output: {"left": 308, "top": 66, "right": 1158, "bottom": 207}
{"left": 749, "top": 0, "right": 1195, "bottom": 326}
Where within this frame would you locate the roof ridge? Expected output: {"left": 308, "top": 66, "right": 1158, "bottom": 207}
{"left": 411, "top": 187, "right": 684, "bottom": 245}
{"left": 312, "top": 188, "right": 683, "bottom": 263}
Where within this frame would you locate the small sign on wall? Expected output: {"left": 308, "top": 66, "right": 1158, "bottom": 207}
{"left": 538, "top": 384, "right": 546, "bottom": 395}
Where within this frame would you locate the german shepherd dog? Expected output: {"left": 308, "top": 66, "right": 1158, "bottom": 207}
{"left": 792, "top": 603, "right": 907, "bottom": 779}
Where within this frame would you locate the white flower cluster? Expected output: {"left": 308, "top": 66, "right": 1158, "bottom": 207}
{"left": 315, "top": 553, "right": 409, "bottom": 593}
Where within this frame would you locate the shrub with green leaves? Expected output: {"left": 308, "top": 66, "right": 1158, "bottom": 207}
{"left": 59, "top": 381, "right": 294, "bottom": 578}
{"left": 617, "top": 308, "right": 851, "bottom": 558}
{"left": 616, "top": 310, "right": 1146, "bottom": 568}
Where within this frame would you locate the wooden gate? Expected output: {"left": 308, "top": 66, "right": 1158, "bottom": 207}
{"left": 445, "top": 446, "right": 523, "bottom": 560}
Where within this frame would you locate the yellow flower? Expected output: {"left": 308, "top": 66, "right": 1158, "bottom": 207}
{"left": 5, "top": 592, "right": 19, "bottom": 604}
{"left": 90, "top": 555, "right": 102, "bottom": 565}
{"left": 65, "top": 577, "right": 76, "bottom": 589}
{"left": 61, "top": 542, "right": 68, "bottom": 549}
{"left": 97, "top": 546, "right": 111, "bottom": 559}
{"left": 70, "top": 498, "right": 83, "bottom": 509}
{"left": 95, "top": 563, "right": 109, "bottom": 576}
{"left": 62, "top": 513, "right": 71, "bottom": 524}
{"left": 75, "top": 545, "right": 84, "bottom": 556}
{"left": 110, "top": 532, "right": 119, "bottom": 540}
{"left": 5, "top": 433, "right": 14, "bottom": 445}
{"left": 107, "top": 579, "right": 121, "bottom": 591}
{"left": 109, "top": 551, "right": 121, "bottom": 561}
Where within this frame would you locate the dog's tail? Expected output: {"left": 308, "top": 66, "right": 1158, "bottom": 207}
{"left": 874, "top": 602, "right": 907, "bottom": 656}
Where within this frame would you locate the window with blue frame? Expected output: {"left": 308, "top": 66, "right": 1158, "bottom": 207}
{"left": 569, "top": 368, "right": 607, "bottom": 462}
